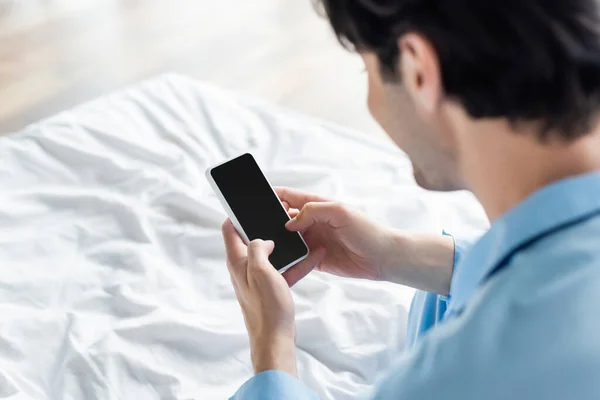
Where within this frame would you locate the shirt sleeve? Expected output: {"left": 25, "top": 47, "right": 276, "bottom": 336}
{"left": 230, "top": 370, "right": 319, "bottom": 400}
{"left": 405, "top": 231, "right": 479, "bottom": 347}
{"left": 444, "top": 230, "right": 480, "bottom": 281}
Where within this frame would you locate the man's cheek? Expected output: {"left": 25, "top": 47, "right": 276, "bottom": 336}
{"left": 367, "top": 84, "right": 385, "bottom": 121}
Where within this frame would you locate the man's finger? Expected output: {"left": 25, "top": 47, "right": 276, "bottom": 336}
{"left": 274, "top": 187, "right": 328, "bottom": 210}
{"left": 247, "top": 239, "right": 275, "bottom": 270}
{"left": 222, "top": 219, "right": 247, "bottom": 265}
{"left": 283, "top": 247, "right": 327, "bottom": 287}
{"left": 285, "top": 202, "right": 345, "bottom": 231}
{"left": 288, "top": 209, "right": 300, "bottom": 219}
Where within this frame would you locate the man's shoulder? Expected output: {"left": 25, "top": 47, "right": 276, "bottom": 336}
{"left": 506, "top": 212, "right": 600, "bottom": 290}
{"left": 516, "top": 211, "right": 600, "bottom": 263}
{"left": 475, "top": 213, "right": 600, "bottom": 352}
{"left": 374, "top": 217, "right": 600, "bottom": 399}
{"left": 439, "top": 213, "right": 600, "bottom": 398}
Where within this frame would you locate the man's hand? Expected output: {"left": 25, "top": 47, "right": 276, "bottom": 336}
{"left": 277, "top": 187, "right": 455, "bottom": 295}
{"left": 222, "top": 220, "right": 326, "bottom": 376}
{"left": 277, "top": 187, "right": 397, "bottom": 281}
{"left": 222, "top": 187, "right": 454, "bottom": 377}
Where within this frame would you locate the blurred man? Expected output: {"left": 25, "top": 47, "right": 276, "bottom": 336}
{"left": 225, "top": 1, "right": 600, "bottom": 398}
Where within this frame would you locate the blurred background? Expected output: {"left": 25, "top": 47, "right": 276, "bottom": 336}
{"left": 0, "top": 0, "right": 382, "bottom": 135}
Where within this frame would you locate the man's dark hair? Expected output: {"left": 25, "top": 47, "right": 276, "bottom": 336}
{"left": 317, "top": 0, "right": 600, "bottom": 141}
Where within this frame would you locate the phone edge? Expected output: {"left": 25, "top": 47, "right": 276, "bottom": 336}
{"left": 206, "top": 161, "right": 251, "bottom": 244}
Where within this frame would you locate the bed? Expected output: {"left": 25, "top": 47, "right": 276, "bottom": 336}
{"left": 0, "top": 75, "right": 488, "bottom": 399}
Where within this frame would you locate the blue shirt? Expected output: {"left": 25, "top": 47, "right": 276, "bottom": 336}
{"left": 231, "top": 172, "right": 600, "bottom": 399}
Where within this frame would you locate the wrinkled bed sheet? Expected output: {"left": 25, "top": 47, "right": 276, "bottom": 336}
{"left": 0, "top": 75, "right": 488, "bottom": 399}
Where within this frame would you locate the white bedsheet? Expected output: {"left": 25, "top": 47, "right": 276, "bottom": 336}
{"left": 0, "top": 75, "right": 488, "bottom": 399}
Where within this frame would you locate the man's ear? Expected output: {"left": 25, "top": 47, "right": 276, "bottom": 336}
{"left": 398, "top": 33, "right": 442, "bottom": 117}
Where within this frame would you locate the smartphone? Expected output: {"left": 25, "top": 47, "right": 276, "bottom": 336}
{"left": 206, "top": 153, "right": 309, "bottom": 273}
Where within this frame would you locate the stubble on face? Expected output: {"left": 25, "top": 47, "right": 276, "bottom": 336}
{"left": 362, "top": 52, "right": 463, "bottom": 192}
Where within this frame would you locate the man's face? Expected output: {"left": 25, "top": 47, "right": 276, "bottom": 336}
{"left": 361, "top": 52, "right": 463, "bottom": 191}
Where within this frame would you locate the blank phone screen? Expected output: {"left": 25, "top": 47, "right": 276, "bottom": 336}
{"left": 211, "top": 153, "right": 308, "bottom": 270}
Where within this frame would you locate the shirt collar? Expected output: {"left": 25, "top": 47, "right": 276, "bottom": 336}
{"left": 448, "top": 171, "right": 600, "bottom": 315}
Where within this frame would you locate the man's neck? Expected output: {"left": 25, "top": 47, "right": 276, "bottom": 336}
{"left": 459, "top": 121, "right": 600, "bottom": 222}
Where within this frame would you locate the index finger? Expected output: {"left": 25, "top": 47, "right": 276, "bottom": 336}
{"left": 221, "top": 219, "right": 247, "bottom": 265}
{"left": 274, "top": 187, "right": 329, "bottom": 210}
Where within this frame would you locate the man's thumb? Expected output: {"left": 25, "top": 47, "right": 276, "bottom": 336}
{"left": 286, "top": 202, "right": 337, "bottom": 231}
{"left": 247, "top": 239, "right": 275, "bottom": 268}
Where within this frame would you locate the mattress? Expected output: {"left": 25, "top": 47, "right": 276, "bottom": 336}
{"left": 0, "top": 75, "right": 488, "bottom": 399}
